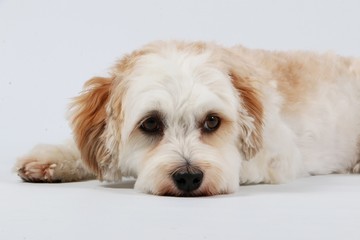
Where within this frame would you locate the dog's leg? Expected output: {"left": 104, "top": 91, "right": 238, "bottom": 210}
{"left": 351, "top": 156, "right": 360, "bottom": 173}
{"left": 14, "top": 140, "right": 96, "bottom": 183}
{"left": 351, "top": 163, "right": 360, "bottom": 173}
{"left": 350, "top": 140, "right": 360, "bottom": 173}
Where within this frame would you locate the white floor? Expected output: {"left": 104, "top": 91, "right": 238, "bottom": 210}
{"left": 1, "top": 160, "right": 360, "bottom": 240}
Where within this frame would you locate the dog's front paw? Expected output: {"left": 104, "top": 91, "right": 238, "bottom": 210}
{"left": 14, "top": 144, "right": 65, "bottom": 183}
{"left": 16, "top": 160, "right": 59, "bottom": 183}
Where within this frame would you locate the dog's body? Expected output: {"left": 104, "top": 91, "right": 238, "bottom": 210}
{"left": 15, "top": 41, "right": 360, "bottom": 196}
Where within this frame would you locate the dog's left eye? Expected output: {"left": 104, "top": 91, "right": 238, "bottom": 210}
{"left": 202, "top": 115, "right": 221, "bottom": 133}
{"left": 140, "top": 116, "right": 164, "bottom": 135}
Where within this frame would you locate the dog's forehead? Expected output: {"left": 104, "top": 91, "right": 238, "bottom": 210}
{"left": 121, "top": 49, "right": 238, "bottom": 122}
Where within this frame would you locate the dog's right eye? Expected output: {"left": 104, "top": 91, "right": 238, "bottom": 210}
{"left": 140, "top": 116, "right": 164, "bottom": 135}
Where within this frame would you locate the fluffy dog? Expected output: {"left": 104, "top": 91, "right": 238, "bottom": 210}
{"left": 15, "top": 41, "right": 360, "bottom": 196}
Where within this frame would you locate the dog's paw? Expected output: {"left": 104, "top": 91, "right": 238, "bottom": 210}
{"left": 14, "top": 144, "right": 65, "bottom": 183}
{"left": 16, "top": 159, "right": 59, "bottom": 183}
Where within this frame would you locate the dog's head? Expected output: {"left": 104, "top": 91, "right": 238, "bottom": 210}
{"left": 70, "top": 41, "right": 263, "bottom": 196}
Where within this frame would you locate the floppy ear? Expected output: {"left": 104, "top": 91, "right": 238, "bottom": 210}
{"left": 229, "top": 71, "right": 264, "bottom": 159}
{"left": 69, "top": 77, "right": 113, "bottom": 179}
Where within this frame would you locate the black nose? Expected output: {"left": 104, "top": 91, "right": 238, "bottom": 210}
{"left": 172, "top": 169, "right": 204, "bottom": 192}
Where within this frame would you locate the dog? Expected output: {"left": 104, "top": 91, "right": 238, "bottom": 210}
{"left": 14, "top": 41, "right": 360, "bottom": 196}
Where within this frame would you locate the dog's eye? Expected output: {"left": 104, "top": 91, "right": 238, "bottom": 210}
{"left": 140, "top": 116, "right": 163, "bottom": 135}
{"left": 202, "top": 115, "right": 221, "bottom": 133}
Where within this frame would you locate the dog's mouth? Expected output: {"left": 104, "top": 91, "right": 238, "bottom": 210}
{"left": 163, "top": 190, "right": 209, "bottom": 197}
{"left": 160, "top": 186, "right": 227, "bottom": 197}
{"left": 151, "top": 180, "right": 228, "bottom": 197}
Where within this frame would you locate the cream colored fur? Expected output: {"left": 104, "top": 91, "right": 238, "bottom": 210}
{"left": 14, "top": 41, "right": 360, "bottom": 196}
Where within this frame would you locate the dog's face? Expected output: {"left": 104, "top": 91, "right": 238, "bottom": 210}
{"left": 71, "top": 41, "right": 263, "bottom": 196}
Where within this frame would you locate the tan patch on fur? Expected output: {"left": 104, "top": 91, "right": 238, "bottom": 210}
{"left": 174, "top": 41, "right": 208, "bottom": 54}
{"left": 115, "top": 50, "right": 148, "bottom": 73}
{"left": 270, "top": 53, "right": 318, "bottom": 110}
{"left": 70, "top": 77, "right": 113, "bottom": 179}
{"left": 260, "top": 51, "right": 357, "bottom": 112}
{"left": 113, "top": 41, "right": 208, "bottom": 76}
{"left": 230, "top": 71, "right": 264, "bottom": 159}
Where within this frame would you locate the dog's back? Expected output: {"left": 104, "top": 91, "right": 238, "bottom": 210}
{"left": 237, "top": 47, "right": 360, "bottom": 183}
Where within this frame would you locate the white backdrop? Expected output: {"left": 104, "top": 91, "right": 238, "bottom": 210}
{"left": 1, "top": 1, "right": 360, "bottom": 240}
{"left": 1, "top": 0, "right": 360, "bottom": 162}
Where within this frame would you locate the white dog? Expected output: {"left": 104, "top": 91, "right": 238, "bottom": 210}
{"left": 15, "top": 41, "right": 360, "bottom": 196}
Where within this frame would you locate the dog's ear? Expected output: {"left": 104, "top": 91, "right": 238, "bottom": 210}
{"left": 69, "top": 77, "right": 113, "bottom": 179}
{"left": 229, "top": 71, "right": 264, "bottom": 159}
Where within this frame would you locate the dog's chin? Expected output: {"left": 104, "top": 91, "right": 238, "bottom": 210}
{"left": 162, "top": 190, "right": 216, "bottom": 197}
{"left": 160, "top": 188, "right": 231, "bottom": 197}
{"left": 138, "top": 183, "right": 232, "bottom": 197}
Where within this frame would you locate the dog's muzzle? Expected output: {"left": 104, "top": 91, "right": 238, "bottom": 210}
{"left": 172, "top": 168, "right": 203, "bottom": 193}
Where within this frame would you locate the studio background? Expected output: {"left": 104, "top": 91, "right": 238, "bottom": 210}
{"left": 1, "top": 1, "right": 360, "bottom": 240}
{"left": 1, "top": 0, "right": 360, "bottom": 156}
